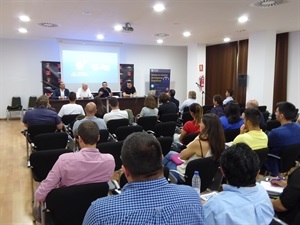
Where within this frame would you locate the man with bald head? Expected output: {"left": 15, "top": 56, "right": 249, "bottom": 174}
{"left": 76, "top": 83, "right": 93, "bottom": 99}
{"left": 73, "top": 102, "right": 107, "bottom": 136}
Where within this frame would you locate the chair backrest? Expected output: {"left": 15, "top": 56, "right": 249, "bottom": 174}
{"left": 107, "top": 118, "right": 129, "bottom": 134}
{"left": 182, "top": 132, "right": 200, "bottom": 146}
{"left": 262, "top": 111, "right": 270, "bottom": 123}
{"left": 61, "top": 114, "right": 80, "bottom": 125}
{"left": 137, "top": 116, "right": 157, "bottom": 131}
{"left": 98, "top": 129, "right": 110, "bottom": 143}
{"left": 224, "top": 129, "right": 240, "bottom": 142}
{"left": 203, "top": 105, "right": 213, "bottom": 114}
{"left": 30, "top": 149, "right": 72, "bottom": 182}
{"left": 278, "top": 143, "right": 300, "bottom": 173}
{"left": 27, "top": 124, "right": 57, "bottom": 142}
{"left": 45, "top": 182, "right": 109, "bottom": 225}
{"left": 33, "top": 132, "right": 68, "bottom": 150}
{"left": 160, "top": 113, "right": 178, "bottom": 122}
{"left": 183, "top": 106, "right": 190, "bottom": 112}
{"left": 185, "top": 157, "right": 219, "bottom": 192}
{"left": 266, "top": 120, "right": 281, "bottom": 132}
{"left": 28, "top": 96, "right": 37, "bottom": 109}
{"left": 254, "top": 148, "right": 269, "bottom": 170}
{"left": 97, "top": 141, "right": 123, "bottom": 171}
{"left": 258, "top": 105, "right": 267, "bottom": 113}
{"left": 154, "top": 121, "right": 176, "bottom": 137}
{"left": 12, "top": 96, "right": 22, "bottom": 107}
{"left": 157, "top": 136, "right": 173, "bottom": 156}
{"left": 115, "top": 125, "right": 143, "bottom": 141}
{"left": 182, "top": 111, "right": 193, "bottom": 125}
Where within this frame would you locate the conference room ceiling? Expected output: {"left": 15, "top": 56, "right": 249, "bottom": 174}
{"left": 0, "top": 0, "right": 299, "bottom": 46}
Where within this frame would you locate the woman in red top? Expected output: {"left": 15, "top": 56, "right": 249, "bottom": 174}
{"left": 179, "top": 103, "right": 203, "bottom": 143}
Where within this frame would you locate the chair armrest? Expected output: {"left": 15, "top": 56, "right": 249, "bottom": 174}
{"left": 169, "top": 169, "right": 185, "bottom": 183}
{"left": 108, "top": 180, "right": 121, "bottom": 195}
{"left": 268, "top": 153, "right": 281, "bottom": 160}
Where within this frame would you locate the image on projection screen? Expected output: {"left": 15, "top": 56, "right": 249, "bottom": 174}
{"left": 61, "top": 50, "right": 119, "bottom": 91}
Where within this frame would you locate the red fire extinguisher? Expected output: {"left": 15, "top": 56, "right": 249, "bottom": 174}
{"left": 199, "top": 75, "right": 205, "bottom": 87}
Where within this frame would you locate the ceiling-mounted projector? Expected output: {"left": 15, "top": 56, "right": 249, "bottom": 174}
{"left": 122, "top": 23, "right": 134, "bottom": 32}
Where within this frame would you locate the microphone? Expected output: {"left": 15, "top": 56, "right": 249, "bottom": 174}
{"left": 195, "top": 82, "right": 200, "bottom": 87}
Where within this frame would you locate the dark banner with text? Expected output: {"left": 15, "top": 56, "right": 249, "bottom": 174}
{"left": 42, "top": 61, "right": 61, "bottom": 97}
{"left": 149, "top": 69, "right": 170, "bottom": 96}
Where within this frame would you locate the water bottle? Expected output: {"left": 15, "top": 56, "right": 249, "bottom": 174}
{"left": 192, "top": 171, "right": 201, "bottom": 196}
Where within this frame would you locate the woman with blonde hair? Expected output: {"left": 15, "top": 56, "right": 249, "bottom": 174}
{"left": 179, "top": 103, "right": 203, "bottom": 143}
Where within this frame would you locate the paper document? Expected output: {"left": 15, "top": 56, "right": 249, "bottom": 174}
{"left": 260, "top": 181, "right": 284, "bottom": 194}
{"left": 200, "top": 191, "right": 218, "bottom": 201}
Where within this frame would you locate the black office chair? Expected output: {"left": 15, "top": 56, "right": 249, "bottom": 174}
{"left": 160, "top": 113, "right": 178, "bottom": 123}
{"left": 61, "top": 114, "right": 80, "bottom": 126}
{"left": 44, "top": 182, "right": 109, "bottom": 225}
{"left": 97, "top": 141, "right": 123, "bottom": 171}
{"left": 183, "top": 106, "right": 190, "bottom": 112}
{"left": 157, "top": 136, "right": 173, "bottom": 156}
{"left": 182, "top": 132, "right": 200, "bottom": 146}
{"left": 181, "top": 111, "right": 193, "bottom": 125}
{"left": 98, "top": 129, "right": 110, "bottom": 143}
{"left": 115, "top": 125, "right": 143, "bottom": 141}
{"left": 154, "top": 121, "right": 176, "bottom": 138}
{"left": 254, "top": 148, "right": 269, "bottom": 170}
{"left": 224, "top": 129, "right": 240, "bottom": 142}
{"left": 137, "top": 116, "right": 157, "bottom": 131}
{"left": 263, "top": 111, "right": 270, "bottom": 123}
{"left": 107, "top": 118, "right": 129, "bottom": 134}
{"left": 24, "top": 96, "right": 37, "bottom": 111}
{"left": 258, "top": 105, "right": 267, "bottom": 113}
{"left": 6, "top": 96, "right": 23, "bottom": 120}
{"left": 268, "top": 143, "right": 300, "bottom": 175}
{"left": 33, "top": 132, "right": 68, "bottom": 151}
{"left": 266, "top": 120, "right": 281, "bottom": 132}
{"left": 203, "top": 105, "right": 213, "bottom": 114}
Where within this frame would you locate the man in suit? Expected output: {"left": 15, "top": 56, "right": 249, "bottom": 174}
{"left": 53, "top": 82, "right": 70, "bottom": 99}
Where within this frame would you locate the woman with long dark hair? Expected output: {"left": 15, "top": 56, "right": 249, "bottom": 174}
{"left": 93, "top": 96, "right": 107, "bottom": 118}
{"left": 220, "top": 100, "right": 244, "bottom": 130}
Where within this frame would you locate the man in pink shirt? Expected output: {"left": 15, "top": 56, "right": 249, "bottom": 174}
{"left": 35, "top": 120, "right": 115, "bottom": 202}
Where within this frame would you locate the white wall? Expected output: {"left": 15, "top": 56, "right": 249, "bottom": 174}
{"left": 0, "top": 38, "right": 187, "bottom": 118}
{"left": 287, "top": 31, "right": 300, "bottom": 108}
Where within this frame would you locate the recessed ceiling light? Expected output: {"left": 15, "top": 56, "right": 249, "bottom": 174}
{"left": 157, "top": 39, "right": 163, "bottom": 44}
{"left": 96, "top": 34, "right": 104, "bottom": 40}
{"left": 238, "top": 15, "right": 248, "bottom": 23}
{"left": 224, "top": 37, "right": 230, "bottom": 42}
{"left": 114, "top": 24, "right": 123, "bottom": 31}
{"left": 153, "top": 3, "right": 165, "bottom": 12}
{"left": 18, "top": 28, "right": 27, "bottom": 33}
{"left": 183, "top": 31, "right": 191, "bottom": 37}
{"left": 19, "top": 15, "right": 30, "bottom": 22}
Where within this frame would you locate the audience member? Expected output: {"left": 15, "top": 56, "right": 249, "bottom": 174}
{"left": 163, "top": 113, "right": 225, "bottom": 181}
{"left": 52, "top": 82, "right": 70, "bottom": 99}
{"left": 103, "top": 97, "right": 128, "bottom": 124}
{"left": 233, "top": 108, "right": 268, "bottom": 150}
{"left": 35, "top": 120, "right": 115, "bottom": 202}
{"left": 223, "top": 88, "right": 234, "bottom": 106}
{"left": 179, "top": 103, "right": 203, "bottom": 143}
{"left": 157, "top": 93, "right": 178, "bottom": 119}
{"left": 211, "top": 94, "right": 225, "bottom": 117}
{"left": 168, "top": 89, "right": 179, "bottom": 109}
{"left": 93, "top": 96, "right": 107, "bottom": 119}
{"left": 220, "top": 101, "right": 244, "bottom": 130}
{"left": 98, "top": 81, "right": 112, "bottom": 98}
{"left": 58, "top": 92, "right": 85, "bottom": 117}
{"left": 122, "top": 80, "right": 136, "bottom": 97}
{"left": 246, "top": 99, "right": 265, "bottom": 126}
{"left": 138, "top": 96, "right": 158, "bottom": 117}
{"left": 271, "top": 167, "right": 300, "bottom": 224}
{"left": 179, "top": 91, "right": 197, "bottom": 113}
{"left": 76, "top": 83, "right": 93, "bottom": 99}
{"left": 23, "top": 95, "right": 63, "bottom": 130}
{"left": 265, "top": 101, "right": 300, "bottom": 176}
{"left": 83, "top": 132, "right": 205, "bottom": 225}
{"left": 204, "top": 143, "right": 274, "bottom": 225}
{"left": 73, "top": 102, "right": 107, "bottom": 137}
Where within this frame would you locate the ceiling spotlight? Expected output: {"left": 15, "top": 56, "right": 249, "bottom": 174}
{"left": 183, "top": 31, "right": 191, "bottom": 37}
{"left": 224, "top": 37, "right": 230, "bottom": 42}
{"left": 238, "top": 16, "right": 248, "bottom": 23}
{"left": 122, "top": 23, "right": 134, "bottom": 32}
{"left": 114, "top": 24, "right": 123, "bottom": 31}
{"left": 19, "top": 15, "right": 30, "bottom": 22}
{"left": 157, "top": 39, "right": 163, "bottom": 44}
{"left": 96, "top": 34, "right": 104, "bottom": 40}
{"left": 153, "top": 3, "right": 165, "bottom": 12}
{"left": 18, "top": 28, "right": 28, "bottom": 33}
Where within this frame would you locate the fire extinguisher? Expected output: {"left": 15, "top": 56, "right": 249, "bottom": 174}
{"left": 199, "top": 75, "right": 205, "bottom": 87}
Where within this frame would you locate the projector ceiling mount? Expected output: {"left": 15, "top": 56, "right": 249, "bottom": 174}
{"left": 123, "top": 23, "right": 134, "bottom": 32}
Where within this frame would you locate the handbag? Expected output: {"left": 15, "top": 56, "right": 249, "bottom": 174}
{"left": 170, "top": 153, "right": 184, "bottom": 165}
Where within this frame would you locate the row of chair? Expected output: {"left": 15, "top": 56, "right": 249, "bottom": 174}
{"left": 7, "top": 96, "right": 37, "bottom": 120}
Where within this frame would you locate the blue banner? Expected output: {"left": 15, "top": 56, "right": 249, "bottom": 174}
{"left": 149, "top": 69, "right": 170, "bottom": 96}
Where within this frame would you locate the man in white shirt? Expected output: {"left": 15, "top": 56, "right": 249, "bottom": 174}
{"left": 103, "top": 97, "right": 128, "bottom": 124}
{"left": 58, "top": 92, "right": 85, "bottom": 117}
{"left": 76, "top": 83, "right": 93, "bottom": 99}
{"left": 223, "top": 88, "right": 234, "bottom": 106}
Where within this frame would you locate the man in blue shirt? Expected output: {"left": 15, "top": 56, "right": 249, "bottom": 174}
{"left": 83, "top": 132, "right": 205, "bottom": 225}
{"left": 204, "top": 143, "right": 274, "bottom": 225}
{"left": 265, "top": 101, "right": 300, "bottom": 176}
